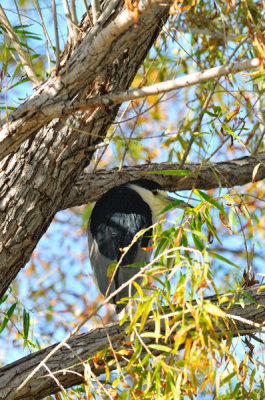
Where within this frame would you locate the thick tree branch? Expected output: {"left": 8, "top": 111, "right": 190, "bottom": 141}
{"left": 0, "top": 0, "right": 170, "bottom": 161}
{"left": 0, "top": 284, "right": 264, "bottom": 400}
{"left": 0, "top": 52, "right": 260, "bottom": 162}
{"left": 65, "top": 57, "right": 261, "bottom": 111}
{"left": 62, "top": 152, "right": 265, "bottom": 208}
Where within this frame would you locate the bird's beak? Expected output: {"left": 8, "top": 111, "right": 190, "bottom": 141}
{"left": 168, "top": 196, "right": 192, "bottom": 209}
{"left": 157, "top": 192, "right": 193, "bottom": 214}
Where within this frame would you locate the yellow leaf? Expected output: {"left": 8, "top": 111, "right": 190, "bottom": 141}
{"left": 252, "top": 163, "right": 261, "bottom": 183}
{"left": 204, "top": 303, "right": 227, "bottom": 318}
{"left": 257, "top": 285, "right": 265, "bottom": 293}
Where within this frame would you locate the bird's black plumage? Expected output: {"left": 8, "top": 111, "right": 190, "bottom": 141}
{"left": 90, "top": 184, "right": 153, "bottom": 264}
{"left": 88, "top": 180, "right": 163, "bottom": 312}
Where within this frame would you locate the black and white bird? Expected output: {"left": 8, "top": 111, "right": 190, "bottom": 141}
{"left": 87, "top": 179, "right": 189, "bottom": 313}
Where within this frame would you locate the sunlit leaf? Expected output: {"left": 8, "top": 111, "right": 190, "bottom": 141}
{"left": 148, "top": 169, "right": 191, "bottom": 176}
{"left": 204, "top": 303, "right": 227, "bottom": 318}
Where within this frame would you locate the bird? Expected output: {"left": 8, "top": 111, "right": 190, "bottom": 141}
{"left": 87, "top": 179, "right": 189, "bottom": 313}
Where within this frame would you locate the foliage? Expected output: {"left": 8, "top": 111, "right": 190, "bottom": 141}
{"left": 0, "top": 0, "right": 265, "bottom": 399}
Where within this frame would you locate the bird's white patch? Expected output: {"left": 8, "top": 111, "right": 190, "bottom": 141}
{"left": 128, "top": 184, "right": 171, "bottom": 216}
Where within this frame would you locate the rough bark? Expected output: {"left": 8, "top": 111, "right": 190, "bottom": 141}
{"left": 0, "top": 0, "right": 171, "bottom": 300}
{"left": 62, "top": 152, "right": 265, "bottom": 208}
{"left": 0, "top": 0, "right": 168, "bottom": 161}
{"left": 0, "top": 284, "right": 264, "bottom": 400}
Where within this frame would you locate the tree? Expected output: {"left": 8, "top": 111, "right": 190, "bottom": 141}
{"left": 0, "top": 0, "right": 265, "bottom": 399}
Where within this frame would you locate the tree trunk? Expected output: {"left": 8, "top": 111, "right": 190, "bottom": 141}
{"left": 0, "top": 0, "right": 171, "bottom": 300}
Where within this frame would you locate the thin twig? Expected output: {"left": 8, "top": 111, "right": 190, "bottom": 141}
{"left": 227, "top": 314, "right": 265, "bottom": 331}
{"left": 51, "top": 0, "right": 60, "bottom": 70}
{"left": 91, "top": 0, "right": 101, "bottom": 24}
{"left": 62, "top": 0, "right": 78, "bottom": 42}
{"left": 179, "top": 79, "right": 220, "bottom": 168}
{"left": 70, "top": 0, "right": 78, "bottom": 26}
{"left": 33, "top": 0, "right": 55, "bottom": 73}
{"left": 175, "top": 26, "right": 251, "bottom": 44}
{"left": 83, "top": 0, "right": 94, "bottom": 27}
{"left": 252, "top": 83, "right": 265, "bottom": 155}
{"left": 0, "top": 5, "right": 39, "bottom": 85}
{"left": 179, "top": 36, "right": 251, "bottom": 167}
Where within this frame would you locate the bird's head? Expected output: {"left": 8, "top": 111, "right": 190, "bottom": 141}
{"left": 126, "top": 179, "right": 190, "bottom": 216}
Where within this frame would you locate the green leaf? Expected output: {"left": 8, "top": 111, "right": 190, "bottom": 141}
{"left": 203, "top": 209, "right": 222, "bottom": 245}
{"left": 0, "top": 294, "right": 8, "bottom": 305}
{"left": 23, "top": 309, "right": 30, "bottom": 339}
{"left": 192, "top": 233, "right": 205, "bottom": 251}
{"left": 154, "top": 310, "right": 161, "bottom": 343}
{"left": 148, "top": 169, "right": 191, "bottom": 176}
{"left": 8, "top": 77, "right": 30, "bottom": 90}
{"left": 157, "top": 199, "right": 191, "bottom": 215}
{"left": 0, "top": 106, "right": 16, "bottom": 110}
{"left": 194, "top": 189, "right": 223, "bottom": 211}
{"left": 106, "top": 262, "right": 117, "bottom": 279}
{"left": 221, "top": 124, "right": 245, "bottom": 146}
{"left": 149, "top": 344, "right": 172, "bottom": 352}
{"left": 209, "top": 252, "right": 240, "bottom": 270}
{"left": 140, "top": 298, "right": 154, "bottom": 332}
{"left": 242, "top": 291, "right": 258, "bottom": 306}
{"left": 0, "top": 303, "right": 16, "bottom": 334}
{"left": 132, "top": 280, "right": 144, "bottom": 298}
{"left": 220, "top": 371, "right": 237, "bottom": 385}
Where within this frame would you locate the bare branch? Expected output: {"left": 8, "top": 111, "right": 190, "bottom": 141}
{"left": 62, "top": 152, "right": 265, "bottom": 208}
{"left": 175, "top": 26, "right": 251, "bottom": 43}
{"left": 70, "top": 0, "right": 78, "bottom": 26}
{"left": 0, "top": 56, "right": 260, "bottom": 162}
{"left": 62, "top": 0, "right": 78, "bottom": 43}
{"left": 83, "top": 0, "right": 94, "bottom": 26}
{"left": 0, "top": 5, "right": 39, "bottom": 85}
{"left": 33, "top": 0, "right": 56, "bottom": 73}
{"left": 91, "top": 0, "right": 101, "bottom": 24}
{"left": 51, "top": 0, "right": 60, "bottom": 70}
{"left": 67, "top": 58, "right": 261, "bottom": 111}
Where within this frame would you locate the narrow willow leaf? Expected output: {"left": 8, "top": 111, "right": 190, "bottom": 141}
{"left": 194, "top": 189, "right": 223, "bottom": 212}
{"left": 132, "top": 280, "right": 143, "bottom": 298}
{"left": 0, "top": 294, "right": 8, "bottom": 305}
{"left": 221, "top": 124, "right": 245, "bottom": 147}
{"left": 148, "top": 169, "right": 191, "bottom": 176}
{"left": 204, "top": 303, "right": 226, "bottom": 318}
{"left": 242, "top": 291, "right": 258, "bottom": 306}
{"left": 0, "top": 303, "right": 16, "bottom": 334}
{"left": 209, "top": 252, "right": 240, "bottom": 270}
{"left": 220, "top": 371, "right": 237, "bottom": 386}
{"left": 23, "top": 309, "right": 30, "bottom": 339}
{"left": 140, "top": 298, "right": 154, "bottom": 332}
{"left": 149, "top": 344, "right": 172, "bottom": 352}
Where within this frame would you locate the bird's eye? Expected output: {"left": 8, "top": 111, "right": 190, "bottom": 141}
{"left": 152, "top": 190, "right": 158, "bottom": 196}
